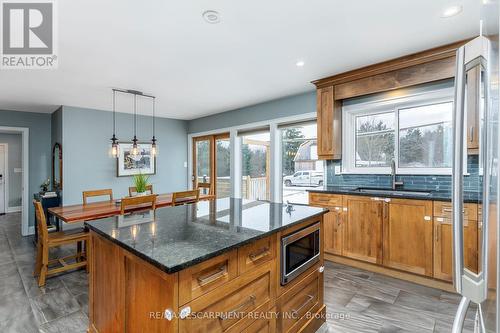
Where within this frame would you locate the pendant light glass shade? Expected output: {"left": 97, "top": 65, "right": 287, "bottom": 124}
{"left": 131, "top": 94, "right": 139, "bottom": 156}
{"left": 131, "top": 136, "right": 139, "bottom": 156}
{"left": 151, "top": 137, "right": 158, "bottom": 156}
{"left": 110, "top": 134, "right": 120, "bottom": 158}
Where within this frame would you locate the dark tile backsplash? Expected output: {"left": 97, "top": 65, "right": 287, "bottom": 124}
{"left": 326, "top": 155, "right": 480, "bottom": 192}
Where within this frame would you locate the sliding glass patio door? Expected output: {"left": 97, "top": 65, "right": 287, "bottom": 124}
{"left": 192, "top": 133, "right": 230, "bottom": 197}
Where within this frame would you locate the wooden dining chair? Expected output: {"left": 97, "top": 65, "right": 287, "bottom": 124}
{"left": 33, "top": 200, "right": 89, "bottom": 287}
{"left": 120, "top": 194, "right": 157, "bottom": 215}
{"left": 172, "top": 189, "right": 200, "bottom": 206}
{"left": 128, "top": 185, "right": 153, "bottom": 197}
{"left": 197, "top": 183, "right": 213, "bottom": 195}
{"left": 82, "top": 189, "right": 113, "bottom": 205}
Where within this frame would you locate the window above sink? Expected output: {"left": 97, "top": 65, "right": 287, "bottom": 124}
{"left": 342, "top": 83, "right": 466, "bottom": 175}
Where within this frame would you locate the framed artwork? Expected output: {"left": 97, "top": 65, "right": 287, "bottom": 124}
{"left": 117, "top": 142, "right": 156, "bottom": 177}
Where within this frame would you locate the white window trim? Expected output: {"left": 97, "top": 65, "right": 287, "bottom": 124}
{"left": 342, "top": 87, "right": 460, "bottom": 175}
{"left": 187, "top": 112, "right": 317, "bottom": 203}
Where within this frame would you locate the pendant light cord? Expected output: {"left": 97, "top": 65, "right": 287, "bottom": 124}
{"left": 112, "top": 90, "right": 116, "bottom": 135}
{"left": 153, "top": 97, "right": 156, "bottom": 137}
{"left": 134, "top": 94, "right": 137, "bottom": 137}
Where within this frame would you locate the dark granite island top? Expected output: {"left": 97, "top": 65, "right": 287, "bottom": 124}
{"left": 85, "top": 198, "right": 327, "bottom": 274}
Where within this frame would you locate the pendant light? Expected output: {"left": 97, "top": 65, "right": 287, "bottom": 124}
{"left": 151, "top": 97, "right": 158, "bottom": 156}
{"left": 110, "top": 89, "right": 119, "bottom": 158}
{"left": 131, "top": 94, "right": 139, "bottom": 156}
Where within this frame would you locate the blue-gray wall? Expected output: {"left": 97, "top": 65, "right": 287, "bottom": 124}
{"left": 187, "top": 91, "right": 316, "bottom": 133}
{"left": 0, "top": 133, "right": 22, "bottom": 207}
{"left": 61, "top": 106, "right": 188, "bottom": 205}
{"left": 0, "top": 110, "right": 52, "bottom": 227}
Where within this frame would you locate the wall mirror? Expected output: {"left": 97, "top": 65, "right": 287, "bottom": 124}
{"left": 52, "top": 143, "right": 62, "bottom": 191}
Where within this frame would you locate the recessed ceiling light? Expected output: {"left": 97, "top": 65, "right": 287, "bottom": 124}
{"left": 296, "top": 60, "right": 305, "bottom": 67}
{"left": 441, "top": 5, "right": 463, "bottom": 18}
{"left": 202, "top": 10, "right": 221, "bottom": 24}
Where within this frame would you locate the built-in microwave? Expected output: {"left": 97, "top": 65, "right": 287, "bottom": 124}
{"left": 280, "top": 222, "right": 320, "bottom": 285}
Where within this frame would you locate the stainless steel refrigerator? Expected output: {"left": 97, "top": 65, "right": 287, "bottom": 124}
{"left": 452, "top": 1, "right": 499, "bottom": 332}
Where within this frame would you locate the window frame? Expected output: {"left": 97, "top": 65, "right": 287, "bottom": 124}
{"left": 342, "top": 87, "right": 457, "bottom": 175}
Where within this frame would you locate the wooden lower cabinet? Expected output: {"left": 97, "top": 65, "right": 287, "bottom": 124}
{"left": 433, "top": 218, "right": 478, "bottom": 281}
{"left": 90, "top": 217, "right": 325, "bottom": 333}
{"left": 90, "top": 233, "right": 178, "bottom": 333}
{"left": 383, "top": 198, "right": 433, "bottom": 276}
{"left": 342, "top": 195, "right": 383, "bottom": 264}
{"left": 277, "top": 268, "right": 322, "bottom": 333}
{"left": 179, "top": 263, "right": 273, "bottom": 333}
{"left": 311, "top": 192, "right": 482, "bottom": 284}
{"left": 323, "top": 210, "right": 343, "bottom": 255}
{"left": 241, "top": 308, "right": 277, "bottom": 333}
{"left": 309, "top": 194, "right": 343, "bottom": 256}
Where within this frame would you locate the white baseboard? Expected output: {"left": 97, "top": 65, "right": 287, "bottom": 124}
{"left": 7, "top": 206, "right": 22, "bottom": 213}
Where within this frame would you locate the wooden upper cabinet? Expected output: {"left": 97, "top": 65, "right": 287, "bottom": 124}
{"left": 383, "top": 199, "right": 433, "bottom": 277}
{"left": 316, "top": 87, "right": 341, "bottom": 160}
{"left": 312, "top": 40, "right": 464, "bottom": 162}
{"left": 342, "top": 195, "right": 383, "bottom": 264}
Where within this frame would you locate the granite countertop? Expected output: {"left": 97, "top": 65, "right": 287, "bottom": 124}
{"left": 307, "top": 186, "right": 482, "bottom": 203}
{"left": 85, "top": 198, "right": 327, "bottom": 274}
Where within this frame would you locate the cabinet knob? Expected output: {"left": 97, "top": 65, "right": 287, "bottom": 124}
{"left": 424, "top": 216, "right": 431, "bottom": 221}
{"left": 179, "top": 306, "right": 191, "bottom": 319}
{"left": 164, "top": 308, "right": 174, "bottom": 321}
{"left": 318, "top": 265, "right": 325, "bottom": 273}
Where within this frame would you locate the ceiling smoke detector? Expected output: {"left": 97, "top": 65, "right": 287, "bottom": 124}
{"left": 203, "top": 10, "right": 221, "bottom": 24}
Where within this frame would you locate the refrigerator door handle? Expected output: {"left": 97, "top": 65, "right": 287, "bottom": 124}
{"left": 452, "top": 297, "right": 471, "bottom": 333}
{"left": 452, "top": 45, "right": 466, "bottom": 294}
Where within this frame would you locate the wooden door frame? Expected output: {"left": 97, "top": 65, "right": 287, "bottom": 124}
{"left": 192, "top": 133, "right": 230, "bottom": 197}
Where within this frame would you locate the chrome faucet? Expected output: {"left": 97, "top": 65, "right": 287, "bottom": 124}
{"left": 391, "top": 160, "right": 403, "bottom": 190}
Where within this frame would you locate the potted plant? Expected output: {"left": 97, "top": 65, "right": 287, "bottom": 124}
{"left": 132, "top": 173, "right": 150, "bottom": 196}
{"left": 40, "top": 178, "right": 50, "bottom": 193}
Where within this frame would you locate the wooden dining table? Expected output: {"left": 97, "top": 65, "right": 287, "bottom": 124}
{"left": 48, "top": 193, "right": 215, "bottom": 224}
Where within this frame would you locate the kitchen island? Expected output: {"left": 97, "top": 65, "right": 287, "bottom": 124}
{"left": 85, "top": 198, "right": 327, "bottom": 333}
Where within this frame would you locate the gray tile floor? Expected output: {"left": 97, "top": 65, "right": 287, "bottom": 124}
{"left": 0, "top": 213, "right": 88, "bottom": 333}
{"left": 323, "top": 262, "right": 477, "bottom": 332}
{"left": 0, "top": 212, "right": 476, "bottom": 332}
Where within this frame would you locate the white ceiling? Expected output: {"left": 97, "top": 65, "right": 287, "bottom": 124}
{"left": 0, "top": 0, "right": 480, "bottom": 120}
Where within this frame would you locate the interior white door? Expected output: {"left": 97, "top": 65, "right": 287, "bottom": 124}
{"left": 0, "top": 145, "right": 4, "bottom": 214}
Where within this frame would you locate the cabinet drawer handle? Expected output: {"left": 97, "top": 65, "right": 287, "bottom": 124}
{"left": 197, "top": 265, "right": 227, "bottom": 286}
{"left": 424, "top": 216, "right": 431, "bottom": 221}
{"left": 218, "top": 295, "right": 256, "bottom": 320}
{"left": 443, "top": 208, "right": 465, "bottom": 213}
{"left": 249, "top": 247, "right": 270, "bottom": 262}
{"left": 291, "top": 294, "right": 315, "bottom": 318}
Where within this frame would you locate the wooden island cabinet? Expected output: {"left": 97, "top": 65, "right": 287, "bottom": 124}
{"left": 86, "top": 199, "right": 327, "bottom": 333}
{"left": 309, "top": 191, "right": 480, "bottom": 289}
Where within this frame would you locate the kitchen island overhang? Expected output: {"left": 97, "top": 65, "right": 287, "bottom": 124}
{"left": 85, "top": 198, "right": 328, "bottom": 333}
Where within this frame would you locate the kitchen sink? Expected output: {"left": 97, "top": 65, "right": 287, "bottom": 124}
{"left": 351, "top": 188, "right": 431, "bottom": 197}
